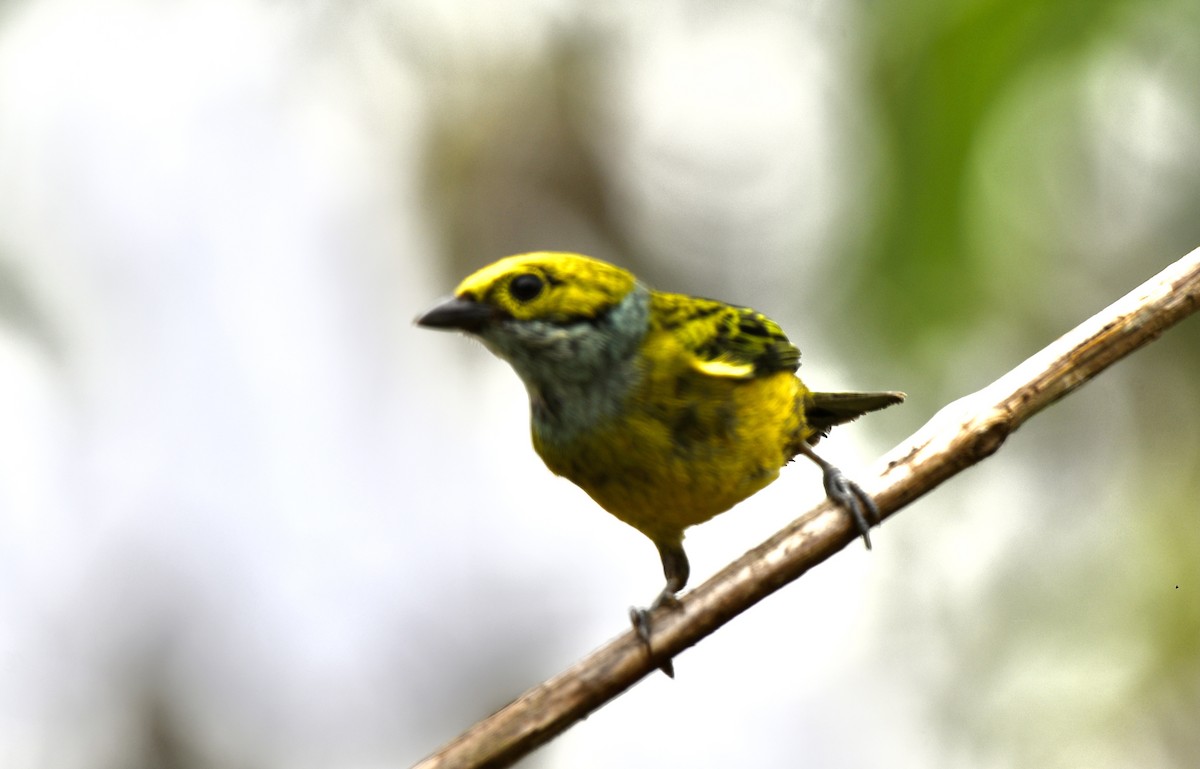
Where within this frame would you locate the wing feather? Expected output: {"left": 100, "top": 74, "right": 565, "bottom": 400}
{"left": 651, "top": 293, "right": 800, "bottom": 379}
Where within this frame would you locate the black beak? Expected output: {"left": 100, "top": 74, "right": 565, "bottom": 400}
{"left": 416, "top": 296, "right": 497, "bottom": 333}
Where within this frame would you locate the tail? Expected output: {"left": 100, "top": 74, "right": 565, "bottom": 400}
{"left": 804, "top": 390, "right": 905, "bottom": 443}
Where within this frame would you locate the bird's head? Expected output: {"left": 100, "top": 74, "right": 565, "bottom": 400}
{"left": 417, "top": 252, "right": 651, "bottom": 391}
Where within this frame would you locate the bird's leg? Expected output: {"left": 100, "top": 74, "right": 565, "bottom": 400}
{"left": 796, "top": 443, "right": 878, "bottom": 550}
{"left": 629, "top": 540, "right": 689, "bottom": 678}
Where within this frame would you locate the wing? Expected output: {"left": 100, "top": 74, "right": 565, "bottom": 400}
{"left": 651, "top": 292, "right": 801, "bottom": 379}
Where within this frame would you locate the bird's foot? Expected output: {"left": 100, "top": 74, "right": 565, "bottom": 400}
{"left": 821, "top": 464, "right": 878, "bottom": 550}
{"left": 630, "top": 588, "right": 680, "bottom": 678}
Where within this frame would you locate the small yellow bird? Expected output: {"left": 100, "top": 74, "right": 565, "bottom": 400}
{"left": 418, "top": 252, "right": 903, "bottom": 668}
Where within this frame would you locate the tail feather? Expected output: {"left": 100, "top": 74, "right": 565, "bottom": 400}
{"left": 805, "top": 390, "right": 905, "bottom": 441}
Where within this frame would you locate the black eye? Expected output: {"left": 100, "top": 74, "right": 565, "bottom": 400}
{"left": 509, "top": 273, "right": 544, "bottom": 302}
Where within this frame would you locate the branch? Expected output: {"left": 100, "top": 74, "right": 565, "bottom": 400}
{"left": 413, "top": 246, "right": 1200, "bottom": 769}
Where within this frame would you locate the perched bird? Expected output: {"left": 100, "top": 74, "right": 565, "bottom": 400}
{"left": 418, "top": 252, "right": 903, "bottom": 671}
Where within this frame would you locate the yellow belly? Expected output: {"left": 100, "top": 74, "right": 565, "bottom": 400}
{"left": 533, "top": 367, "right": 812, "bottom": 548}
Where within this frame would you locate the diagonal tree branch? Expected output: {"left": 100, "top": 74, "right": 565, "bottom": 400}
{"left": 413, "top": 246, "right": 1200, "bottom": 769}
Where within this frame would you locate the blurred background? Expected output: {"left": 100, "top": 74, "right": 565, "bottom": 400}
{"left": 1, "top": 0, "right": 1198, "bottom": 767}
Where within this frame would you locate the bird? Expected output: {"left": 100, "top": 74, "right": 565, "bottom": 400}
{"left": 417, "top": 251, "right": 903, "bottom": 674}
